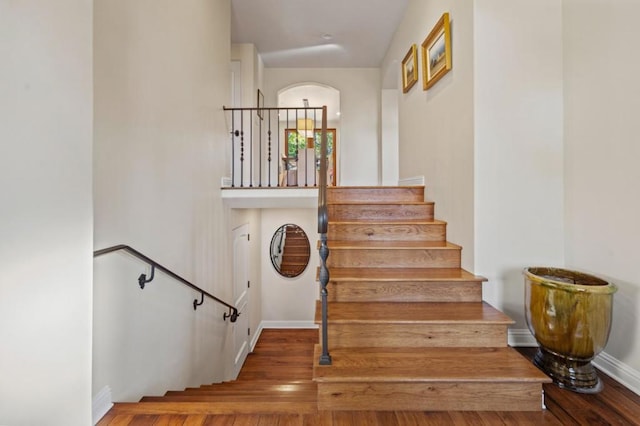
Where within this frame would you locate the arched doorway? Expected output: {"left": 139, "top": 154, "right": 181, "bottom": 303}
{"left": 277, "top": 84, "right": 340, "bottom": 186}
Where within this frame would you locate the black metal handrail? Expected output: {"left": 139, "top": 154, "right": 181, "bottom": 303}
{"left": 94, "top": 244, "right": 239, "bottom": 322}
{"left": 317, "top": 106, "right": 332, "bottom": 365}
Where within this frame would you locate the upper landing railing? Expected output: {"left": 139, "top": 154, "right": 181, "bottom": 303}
{"left": 223, "top": 104, "right": 332, "bottom": 364}
{"left": 222, "top": 106, "right": 328, "bottom": 189}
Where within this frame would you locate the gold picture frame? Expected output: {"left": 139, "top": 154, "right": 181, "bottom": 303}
{"left": 401, "top": 44, "right": 418, "bottom": 93}
{"left": 422, "top": 12, "right": 452, "bottom": 90}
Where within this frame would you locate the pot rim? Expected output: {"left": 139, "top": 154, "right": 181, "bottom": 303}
{"left": 523, "top": 267, "right": 617, "bottom": 294}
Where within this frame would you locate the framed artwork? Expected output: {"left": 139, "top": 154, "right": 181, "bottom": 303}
{"left": 422, "top": 12, "right": 452, "bottom": 90}
{"left": 257, "top": 89, "right": 264, "bottom": 119}
{"left": 401, "top": 44, "right": 418, "bottom": 93}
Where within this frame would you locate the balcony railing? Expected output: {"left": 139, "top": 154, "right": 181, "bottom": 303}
{"left": 222, "top": 106, "right": 328, "bottom": 189}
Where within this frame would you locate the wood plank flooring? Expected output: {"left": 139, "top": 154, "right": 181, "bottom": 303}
{"left": 99, "top": 329, "right": 640, "bottom": 425}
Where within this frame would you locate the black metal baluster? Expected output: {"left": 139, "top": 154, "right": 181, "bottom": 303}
{"left": 268, "top": 109, "right": 272, "bottom": 187}
{"left": 249, "top": 110, "right": 253, "bottom": 187}
{"left": 231, "top": 111, "right": 235, "bottom": 187}
{"left": 240, "top": 112, "right": 245, "bottom": 187}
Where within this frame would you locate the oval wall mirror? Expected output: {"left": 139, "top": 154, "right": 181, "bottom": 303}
{"left": 270, "top": 224, "right": 311, "bottom": 278}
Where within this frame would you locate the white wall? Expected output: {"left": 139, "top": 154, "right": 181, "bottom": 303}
{"left": 563, "top": 0, "right": 640, "bottom": 379}
{"left": 265, "top": 68, "right": 381, "bottom": 186}
{"left": 93, "top": 0, "right": 236, "bottom": 403}
{"left": 381, "top": 89, "right": 400, "bottom": 185}
{"left": 260, "top": 210, "right": 319, "bottom": 324}
{"left": 0, "top": 1, "right": 93, "bottom": 425}
{"left": 381, "top": 0, "right": 476, "bottom": 269}
{"left": 474, "top": 0, "right": 565, "bottom": 327}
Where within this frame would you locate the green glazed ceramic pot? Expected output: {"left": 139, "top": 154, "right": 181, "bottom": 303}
{"left": 524, "top": 267, "right": 617, "bottom": 393}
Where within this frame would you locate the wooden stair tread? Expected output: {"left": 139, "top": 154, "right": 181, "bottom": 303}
{"left": 315, "top": 301, "right": 514, "bottom": 324}
{"left": 329, "top": 219, "right": 446, "bottom": 225}
{"left": 313, "top": 345, "right": 551, "bottom": 383}
{"left": 107, "top": 401, "right": 317, "bottom": 415}
{"left": 327, "top": 240, "right": 461, "bottom": 249}
{"left": 323, "top": 267, "right": 486, "bottom": 282}
{"left": 328, "top": 201, "right": 434, "bottom": 206}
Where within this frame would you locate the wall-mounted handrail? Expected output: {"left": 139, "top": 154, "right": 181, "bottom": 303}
{"left": 94, "top": 244, "right": 239, "bottom": 322}
{"left": 317, "top": 106, "right": 332, "bottom": 365}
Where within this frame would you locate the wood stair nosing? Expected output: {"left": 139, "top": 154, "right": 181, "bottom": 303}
{"left": 313, "top": 345, "right": 550, "bottom": 383}
{"left": 327, "top": 220, "right": 447, "bottom": 242}
{"left": 325, "top": 245, "right": 462, "bottom": 269}
{"left": 326, "top": 280, "right": 484, "bottom": 303}
{"left": 327, "top": 186, "right": 425, "bottom": 203}
{"left": 319, "top": 267, "right": 486, "bottom": 282}
{"left": 313, "top": 301, "right": 514, "bottom": 348}
{"left": 312, "top": 345, "right": 550, "bottom": 411}
{"left": 327, "top": 203, "right": 435, "bottom": 223}
{"left": 106, "top": 401, "right": 318, "bottom": 415}
{"left": 315, "top": 301, "right": 514, "bottom": 324}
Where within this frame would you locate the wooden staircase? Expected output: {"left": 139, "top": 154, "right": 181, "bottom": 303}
{"left": 279, "top": 224, "right": 311, "bottom": 276}
{"left": 313, "top": 186, "right": 550, "bottom": 411}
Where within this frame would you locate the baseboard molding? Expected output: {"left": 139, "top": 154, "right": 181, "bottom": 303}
{"left": 508, "top": 328, "right": 538, "bottom": 347}
{"left": 398, "top": 176, "right": 425, "bottom": 186}
{"left": 595, "top": 351, "right": 640, "bottom": 396}
{"left": 92, "top": 386, "right": 113, "bottom": 425}
{"left": 509, "top": 328, "right": 640, "bottom": 396}
{"left": 260, "top": 320, "right": 318, "bottom": 329}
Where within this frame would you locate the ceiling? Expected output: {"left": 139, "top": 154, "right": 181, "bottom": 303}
{"left": 231, "top": 0, "right": 409, "bottom": 68}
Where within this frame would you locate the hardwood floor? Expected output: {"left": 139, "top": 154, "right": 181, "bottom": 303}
{"left": 99, "top": 329, "right": 640, "bottom": 425}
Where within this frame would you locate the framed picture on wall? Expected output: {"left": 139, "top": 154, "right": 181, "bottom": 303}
{"left": 422, "top": 12, "right": 452, "bottom": 90}
{"left": 401, "top": 44, "right": 418, "bottom": 93}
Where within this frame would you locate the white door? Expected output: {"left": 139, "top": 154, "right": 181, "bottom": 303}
{"left": 231, "top": 224, "right": 250, "bottom": 378}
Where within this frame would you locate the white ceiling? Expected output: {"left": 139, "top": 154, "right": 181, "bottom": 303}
{"left": 231, "top": 0, "right": 409, "bottom": 68}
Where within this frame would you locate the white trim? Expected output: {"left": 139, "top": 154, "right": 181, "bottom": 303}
{"left": 508, "top": 328, "right": 538, "bottom": 347}
{"left": 92, "top": 386, "right": 113, "bottom": 425}
{"left": 250, "top": 323, "right": 263, "bottom": 352}
{"left": 260, "top": 320, "right": 318, "bottom": 329}
{"left": 508, "top": 328, "right": 640, "bottom": 396}
{"left": 398, "top": 176, "right": 425, "bottom": 186}
{"left": 221, "top": 176, "right": 232, "bottom": 187}
{"left": 594, "top": 351, "right": 640, "bottom": 396}
{"left": 221, "top": 188, "right": 318, "bottom": 209}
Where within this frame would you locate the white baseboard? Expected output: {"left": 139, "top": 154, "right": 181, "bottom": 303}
{"left": 260, "top": 320, "right": 318, "bottom": 329}
{"left": 508, "top": 328, "right": 538, "bottom": 347}
{"left": 92, "top": 386, "right": 113, "bottom": 425}
{"left": 398, "top": 176, "right": 425, "bottom": 186}
{"left": 595, "top": 351, "right": 640, "bottom": 396}
{"left": 509, "top": 328, "right": 640, "bottom": 396}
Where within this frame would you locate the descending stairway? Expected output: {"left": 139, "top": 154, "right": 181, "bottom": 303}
{"left": 313, "top": 186, "right": 550, "bottom": 411}
{"left": 97, "top": 330, "right": 319, "bottom": 422}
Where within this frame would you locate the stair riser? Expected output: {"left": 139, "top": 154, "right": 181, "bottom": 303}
{"left": 326, "top": 281, "right": 483, "bottom": 303}
{"left": 317, "top": 382, "right": 543, "bottom": 411}
{"left": 324, "top": 324, "right": 508, "bottom": 348}
{"left": 328, "top": 187, "right": 425, "bottom": 203}
{"left": 327, "top": 248, "right": 460, "bottom": 268}
{"left": 328, "top": 223, "right": 446, "bottom": 242}
{"left": 328, "top": 204, "right": 434, "bottom": 222}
